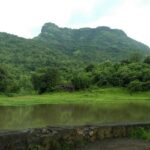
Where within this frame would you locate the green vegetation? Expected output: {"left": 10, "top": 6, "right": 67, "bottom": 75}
{"left": 36, "top": 23, "right": 150, "bottom": 63}
{"left": 0, "top": 88, "right": 149, "bottom": 106}
{"left": 0, "top": 60, "right": 150, "bottom": 95}
{"left": 31, "top": 68, "right": 60, "bottom": 94}
{"left": 0, "top": 22, "right": 150, "bottom": 96}
{"left": 0, "top": 23, "right": 149, "bottom": 148}
{"left": 0, "top": 22, "right": 150, "bottom": 72}
{"left": 130, "top": 127, "right": 150, "bottom": 141}
{"left": 71, "top": 73, "right": 90, "bottom": 90}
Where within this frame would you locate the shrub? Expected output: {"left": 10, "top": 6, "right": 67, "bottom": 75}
{"left": 130, "top": 127, "right": 150, "bottom": 141}
{"left": 144, "top": 55, "right": 150, "bottom": 64}
{"left": 71, "top": 74, "right": 90, "bottom": 90}
{"left": 0, "top": 65, "right": 19, "bottom": 93}
{"left": 141, "top": 81, "right": 150, "bottom": 91}
{"left": 127, "top": 80, "right": 142, "bottom": 92}
{"left": 31, "top": 68, "right": 60, "bottom": 94}
{"left": 97, "top": 76, "right": 109, "bottom": 87}
{"left": 85, "top": 64, "right": 95, "bottom": 72}
{"left": 128, "top": 80, "right": 150, "bottom": 92}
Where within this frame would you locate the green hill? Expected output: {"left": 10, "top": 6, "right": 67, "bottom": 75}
{"left": 36, "top": 22, "right": 150, "bottom": 62}
{"left": 0, "top": 32, "right": 69, "bottom": 71}
{"left": 0, "top": 22, "right": 150, "bottom": 70}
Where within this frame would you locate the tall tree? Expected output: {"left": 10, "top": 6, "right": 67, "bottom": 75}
{"left": 32, "top": 68, "right": 60, "bottom": 94}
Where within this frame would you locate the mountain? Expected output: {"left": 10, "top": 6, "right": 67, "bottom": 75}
{"left": 35, "top": 23, "right": 150, "bottom": 62}
{"left": 0, "top": 22, "right": 150, "bottom": 71}
{"left": 0, "top": 32, "right": 69, "bottom": 71}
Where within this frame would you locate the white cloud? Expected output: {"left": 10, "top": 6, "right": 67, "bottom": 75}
{"left": 0, "top": 0, "right": 150, "bottom": 46}
{"left": 0, "top": 0, "right": 73, "bottom": 37}
{"left": 84, "top": 0, "right": 150, "bottom": 46}
{"left": 0, "top": 0, "right": 102, "bottom": 37}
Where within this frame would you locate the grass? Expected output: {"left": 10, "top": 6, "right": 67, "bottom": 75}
{"left": 0, "top": 88, "right": 150, "bottom": 106}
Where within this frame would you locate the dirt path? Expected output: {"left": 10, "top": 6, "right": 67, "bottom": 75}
{"left": 79, "top": 138, "right": 150, "bottom": 150}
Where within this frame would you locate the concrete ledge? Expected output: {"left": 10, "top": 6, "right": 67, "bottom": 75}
{"left": 0, "top": 122, "right": 150, "bottom": 150}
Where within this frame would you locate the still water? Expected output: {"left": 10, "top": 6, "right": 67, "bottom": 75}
{"left": 0, "top": 103, "right": 150, "bottom": 130}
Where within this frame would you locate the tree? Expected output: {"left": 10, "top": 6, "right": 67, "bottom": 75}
{"left": 128, "top": 80, "right": 150, "bottom": 92}
{"left": 71, "top": 74, "right": 90, "bottom": 90}
{"left": 0, "top": 65, "right": 19, "bottom": 93}
{"left": 85, "top": 64, "right": 95, "bottom": 72}
{"left": 127, "top": 80, "right": 142, "bottom": 92}
{"left": 31, "top": 68, "right": 60, "bottom": 94}
{"left": 144, "top": 55, "right": 150, "bottom": 64}
{"left": 129, "top": 52, "right": 143, "bottom": 63}
{"left": 0, "top": 66, "right": 8, "bottom": 92}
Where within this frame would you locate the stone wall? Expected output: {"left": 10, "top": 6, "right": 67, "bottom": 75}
{"left": 0, "top": 122, "right": 150, "bottom": 150}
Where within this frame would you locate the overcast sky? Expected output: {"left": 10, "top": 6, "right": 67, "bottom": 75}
{"left": 0, "top": 0, "right": 150, "bottom": 46}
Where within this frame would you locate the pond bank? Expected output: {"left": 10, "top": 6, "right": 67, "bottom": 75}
{"left": 0, "top": 122, "right": 150, "bottom": 150}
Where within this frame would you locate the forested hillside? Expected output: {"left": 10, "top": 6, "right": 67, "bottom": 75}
{"left": 0, "top": 22, "right": 150, "bottom": 71}
{"left": 36, "top": 22, "right": 150, "bottom": 62}
{"left": 0, "top": 32, "right": 70, "bottom": 71}
{"left": 0, "top": 22, "right": 150, "bottom": 94}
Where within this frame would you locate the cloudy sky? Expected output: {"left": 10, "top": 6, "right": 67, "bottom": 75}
{"left": 0, "top": 0, "right": 150, "bottom": 46}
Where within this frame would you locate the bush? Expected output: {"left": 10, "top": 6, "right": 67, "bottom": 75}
{"left": 0, "top": 65, "right": 19, "bottom": 93}
{"left": 140, "top": 81, "right": 150, "bottom": 91}
{"left": 71, "top": 74, "right": 90, "bottom": 90}
{"left": 85, "top": 64, "right": 95, "bottom": 72}
{"left": 128, "top": 80, "right": 150, "bottom": 92}
{"left": 31, "top": 68, "right": 60, "bottom": 94}
{"left": 94, "top": 75, "right": 109, "bottom": 87}
{"left": 130, "top": 127, "right": 150, "bottom": 141}
{"left": 144, "top": 55, "right": 150, "bottom": 64}
{"left": 127, "top": 80, "right": 142, "bottom": 92}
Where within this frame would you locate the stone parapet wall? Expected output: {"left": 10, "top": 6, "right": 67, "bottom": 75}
{"left": 0, "top": 122, "right": 150, "bottom": 150}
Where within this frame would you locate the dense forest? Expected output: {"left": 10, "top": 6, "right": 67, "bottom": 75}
{"left": 0, "top": 23, "right": 150, "bottom": 95}
{"left": 0, "top": 54, "right": 150, "bottom": 95}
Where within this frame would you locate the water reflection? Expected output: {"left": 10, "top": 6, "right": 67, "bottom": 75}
{"left": 0, "top": 103, "right": 150, "bottom": 130}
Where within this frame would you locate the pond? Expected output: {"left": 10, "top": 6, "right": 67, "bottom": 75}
{"left": 0, "top": 103, "right": 150, "bottom": 130}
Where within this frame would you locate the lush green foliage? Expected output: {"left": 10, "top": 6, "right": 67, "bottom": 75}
{"left": 90, "top": 62, "right": 150, "bottom": 92}
{"left": 130, "top": 128, "right": 150, "bottom": 141}
{"left": 144, "top": 55, "right": 150, "bottom": 64}
{"left": 32, "top": 68, "right": 60, "bottom": 94}
{"left": 71, "top": 74, "right": 90, "bottom": 90}
{"left": 0, "top": 22, "right": 150, "bottom": 95}
{"left": 128, "top": 80, "right": 150, "bottom": 92}
{"left": 0, "top": 23, "right": 150, "bottom": 72}
{"left": 0, "top": 65, "right": 19, "bottom": 93}
{"left": 0, "top": 59, "right": 150, "bottom": 94}
{"left": 36, "top": 23, "right": 150, "bottom": 62}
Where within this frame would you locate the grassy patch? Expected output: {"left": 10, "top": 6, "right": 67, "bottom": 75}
{"left": 0, "top": 88, "right": 150, "bottom": 106}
